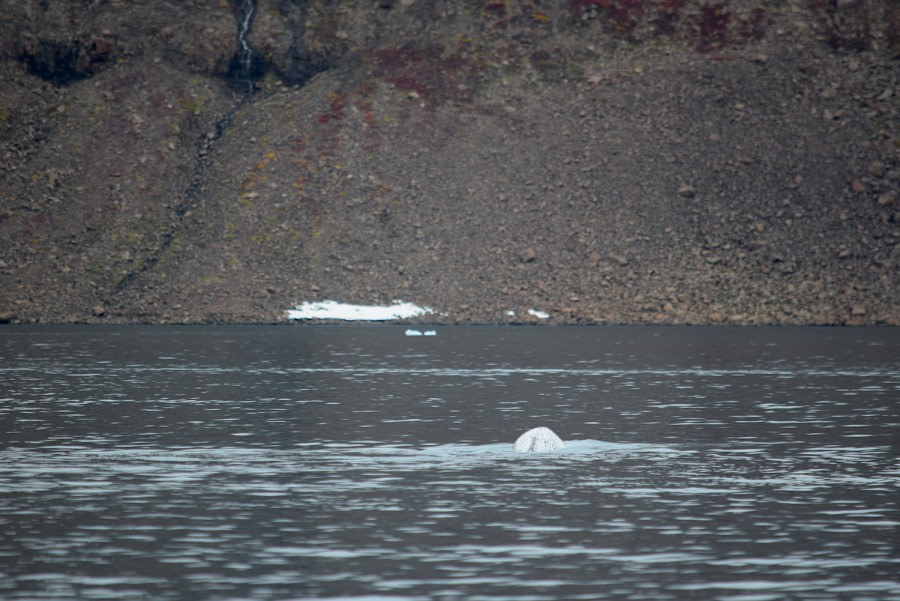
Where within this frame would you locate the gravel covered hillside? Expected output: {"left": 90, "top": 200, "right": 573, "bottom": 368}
{"left": 1, "top": 0, "right": 897, "bottom": 324}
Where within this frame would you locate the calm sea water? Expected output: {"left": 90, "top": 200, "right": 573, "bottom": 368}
{"left": 1, "top": 325, "right": 898, "bottom": 601}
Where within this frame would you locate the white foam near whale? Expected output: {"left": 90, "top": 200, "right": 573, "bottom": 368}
{"left": 513, "top": 426, "right": 566, "bottom": 453}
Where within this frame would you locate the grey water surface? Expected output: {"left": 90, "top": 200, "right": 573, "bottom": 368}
{"left": 1, "top": 325, "right": 898, "bottom": 601}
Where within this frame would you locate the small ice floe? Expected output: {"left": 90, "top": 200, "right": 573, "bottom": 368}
{"left": 405, "top": 329, "right": 437, "bottom": 336}
{"left": 286, "top": 300, "right": 434, "bottom": 321}
{"left": 513, "top": 426, "right": 566, "bottom": 453}
{"left": 527, "top": 309, "right": 550, "bottom": 319}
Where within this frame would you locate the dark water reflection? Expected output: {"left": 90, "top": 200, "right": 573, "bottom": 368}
{"left": 1, "top": 325, "right": 898, "bottom": 600}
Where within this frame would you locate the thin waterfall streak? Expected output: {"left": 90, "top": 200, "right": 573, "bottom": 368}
{"left": 237, "top": 0, "right": 256, "bottom": 91}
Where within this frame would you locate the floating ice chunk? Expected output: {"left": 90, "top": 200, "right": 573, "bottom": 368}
{"left": 405, "top": 329, "right": 437, "bottom": 336}
{"left": 528, "top": 309, "right": 550, "bottom": 319}
{"left": 424, "top": 330, "right": 437, "bottom": 336}
{"left": 287, "top": 300, "right": 434, "bottom": 321}
{"left": 513, "top": 426, "right": 566, "bottom": 453}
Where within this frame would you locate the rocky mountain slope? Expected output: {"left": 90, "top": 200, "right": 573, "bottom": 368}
{"left": 1, "top": 0, "right": 897, "bottom": 324}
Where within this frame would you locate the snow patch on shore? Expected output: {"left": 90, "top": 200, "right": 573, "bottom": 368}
{"left": 287, "top": 300, "right": 434, "bottom": 321}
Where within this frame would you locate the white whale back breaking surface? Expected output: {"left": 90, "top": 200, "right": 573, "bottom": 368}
{"left": 513, "top": 427, "right": 566, "bottom": 453}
